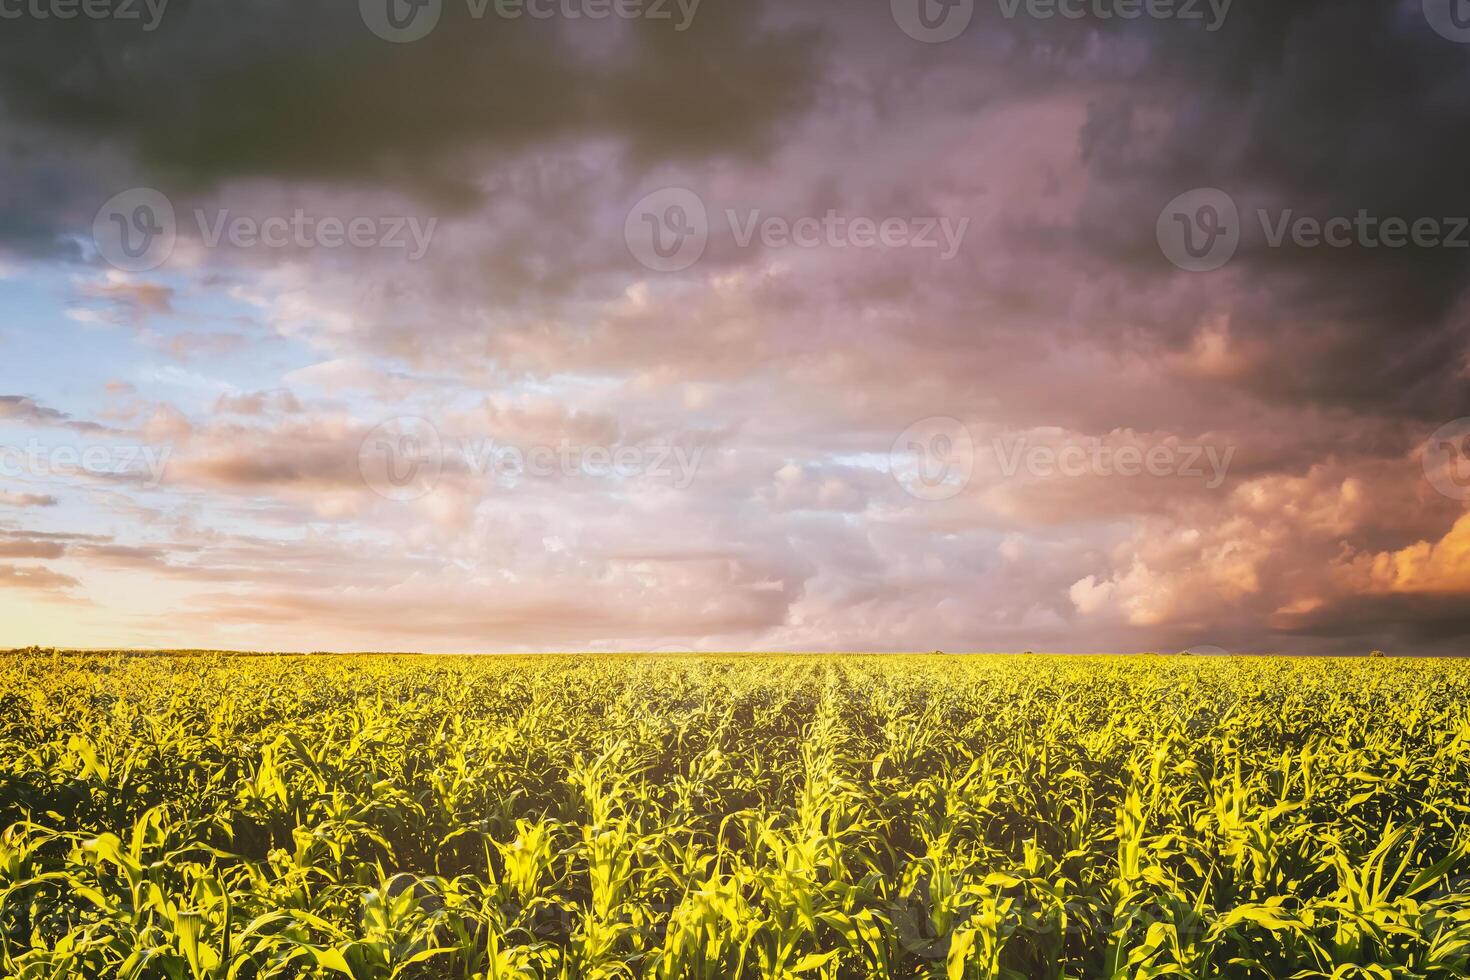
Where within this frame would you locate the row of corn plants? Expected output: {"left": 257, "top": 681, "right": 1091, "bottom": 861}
{"left": 2, "top": 651, "right": 1469, "bottom": 978}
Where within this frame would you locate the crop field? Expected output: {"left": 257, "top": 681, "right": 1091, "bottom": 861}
{"left": 2, "top": 653, "right": 1469, "bottom": 979}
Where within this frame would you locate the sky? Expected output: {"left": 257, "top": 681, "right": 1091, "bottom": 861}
{"left": 2, "top": 0, "right": 1470, "bottom": 654}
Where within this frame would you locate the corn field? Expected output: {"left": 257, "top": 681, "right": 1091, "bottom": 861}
{"left": 2, "top": 651, "right": 1469, "bottom": 979}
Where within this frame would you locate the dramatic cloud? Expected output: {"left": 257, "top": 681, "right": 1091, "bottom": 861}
{"left": 0, "top": 491, "right": 57, "bottom": 508}
{"left": 1, "top": 1, "right": 1467, "bottom": 653}
{"left": 0, "top": 396, "right": 112, "bottom": 432}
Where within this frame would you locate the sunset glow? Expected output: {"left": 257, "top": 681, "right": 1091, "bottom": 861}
{"left": 2, "top": 1, "right": 1469, "bottom": 654}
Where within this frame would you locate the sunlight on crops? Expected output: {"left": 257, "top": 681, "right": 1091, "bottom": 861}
{"left": 2, "top": 652, "right": 1469, "bottom": 978}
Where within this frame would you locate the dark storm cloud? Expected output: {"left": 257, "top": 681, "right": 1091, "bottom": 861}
{"left": 0, "top": 0, "right": 818, "bottom": 213}
{"left": 4, "top": 0, "right": 1469, "bottom": 655}
{"left": 1071, "top": 1, "right": 1470, "bottom": 422}
{"left": 0, "top": 125, "right": 107, "bottom": 262}
{"left": 1276, "top": 592, "right": 1470, "bottom": 657}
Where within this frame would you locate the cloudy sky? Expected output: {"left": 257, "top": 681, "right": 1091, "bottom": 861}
{"left": 2, "top": 0, "right": 1470, "bottom": 654}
